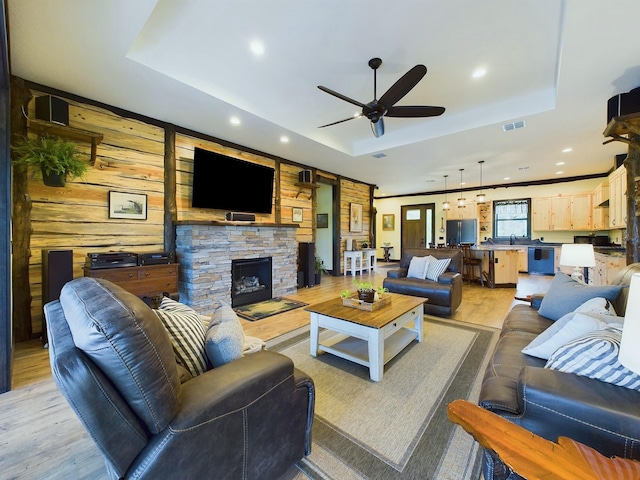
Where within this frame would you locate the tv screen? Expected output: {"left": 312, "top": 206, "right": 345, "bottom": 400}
{"left": 191, "top": 147, "right": 275, "bottom": 214}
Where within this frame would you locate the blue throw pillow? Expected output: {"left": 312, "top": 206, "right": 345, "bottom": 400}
{"left": 538, "top": 272, "right": 623, "bottom": 321}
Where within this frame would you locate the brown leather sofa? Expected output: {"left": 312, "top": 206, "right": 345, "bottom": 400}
{"left": 45, "top": 277, "right": 314, "bottom": 480}
{"left": 382, "top": 248, "right": 463, "bottom": 316}
{"left": 478, "top": 263, "right": 640, "bottom": 480}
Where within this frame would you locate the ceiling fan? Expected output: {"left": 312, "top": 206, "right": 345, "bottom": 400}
{"left": 317, "top": 57, "right": 445, "bottom": 138}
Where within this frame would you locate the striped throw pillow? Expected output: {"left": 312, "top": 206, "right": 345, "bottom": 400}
{"left": 545, "top": 326, "right": 640, "bottom": 391}
{"left": 155, "top": 297, "right": 208, "bottom": 377}
{"left": 425, "top": 258, "right": 451, "bottom": 281}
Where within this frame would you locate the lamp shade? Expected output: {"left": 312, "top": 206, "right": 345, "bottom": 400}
{"left": 559, "top": 244, "right": 596, "bottom": 267}
{"left": 620, "top": 273, "right": 640, "bottom": 375}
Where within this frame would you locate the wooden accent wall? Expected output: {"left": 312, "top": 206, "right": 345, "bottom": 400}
{"left": 24, "top": 91, "right": 166, "bottom": 335}
{"left": 17, "top": 87, "right": 372, "bottom": 337}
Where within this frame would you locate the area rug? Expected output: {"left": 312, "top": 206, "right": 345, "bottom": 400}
{"left": 269, "top": 317, "right": 499, "bottom": 479}
{"left": 234, "top": 297, "right": 308, "bottom": 321}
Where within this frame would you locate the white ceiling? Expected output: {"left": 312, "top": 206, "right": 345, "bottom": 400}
{"left": 8, "top": 0, "right": 640, "bottom": 197}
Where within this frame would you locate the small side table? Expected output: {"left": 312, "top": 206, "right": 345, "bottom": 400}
{"left": 382, "top": 246, "right": 393, "bottom": 262}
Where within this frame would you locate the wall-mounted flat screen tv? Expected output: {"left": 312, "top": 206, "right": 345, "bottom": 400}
{"left": 191, "top": 147, "right": 275, "bottom": 214}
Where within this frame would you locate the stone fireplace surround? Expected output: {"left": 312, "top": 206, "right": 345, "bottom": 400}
{"left": 175, "top": 222, "right": 298, "bottom": 314}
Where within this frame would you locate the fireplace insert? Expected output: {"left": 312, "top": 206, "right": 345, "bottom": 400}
{"left": 231, "top": 257, "right": 272, "bottom": 307}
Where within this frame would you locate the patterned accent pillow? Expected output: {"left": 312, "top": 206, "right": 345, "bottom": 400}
{"left": 155, "top": 297, "right": 208, "bottom": 377}
{"left": 545, "top": 326, "right": 640, "bottom": 391}
{"left": 407, "top": 256, "right": 430, "bottom": 279}
{"left": 425, "top": 257, "right": 451, "bottom": 281}
{"left": 574, "top": 297, "right": 617, "bottom": 316}
{"left": 205, "top": 301, "right": 246, "bottom": 367}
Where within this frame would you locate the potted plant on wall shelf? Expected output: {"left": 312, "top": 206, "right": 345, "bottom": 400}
{"left": 11, "top": 135, "right": 88, "bottom": 187}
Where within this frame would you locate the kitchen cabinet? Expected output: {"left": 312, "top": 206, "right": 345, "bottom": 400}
{"left": 591, "top": 182, "right": 609, "bottom": 230}
{"left": 446, "top": 201, "right": 477, "bottom": 220}
{"left": 472, "top": 247, "right": 519, "bottom": 287}
{"left": 608, "top": 165, "right": 627, "bottom": 229}
{"left": 516, "top": 247, "right": 528, "bottom": 272}
{"left": 592, "top": 253, "right": 626, "bottom": 286}
{"left": 533, "top": 194, "right": 593, "bottom": 231}
{"left": 569, "top": 193, "right": 592, "bottom": 230}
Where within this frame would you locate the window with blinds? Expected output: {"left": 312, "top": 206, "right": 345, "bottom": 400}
{"left": 493, "top": 199, "right": 531, "bottom": 239}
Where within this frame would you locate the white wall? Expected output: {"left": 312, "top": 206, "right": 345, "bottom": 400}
{"left": 374, "top": 178, "right": 610, "bottom": 261}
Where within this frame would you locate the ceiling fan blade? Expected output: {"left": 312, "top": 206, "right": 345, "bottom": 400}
{"left": 317, "top": 86, "right": 368, "bottom": 109}
{"left": 386, "top": 105, "right": 445, "bottom": 118}
{"left": 318, "top": 114, "right": 361, "bottom": 128}
{"left": 379, "top": 64, "right": 427, "bottom": 108}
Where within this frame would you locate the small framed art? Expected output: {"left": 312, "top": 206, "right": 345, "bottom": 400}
{"left": 317, "top": 213, "right": 328, "bottom": 228}
{"left": 382, "top": 214, "right": 395, "bottom": 231}
{"left": 350, "top": 203, "right": 362, "bottom": 232}
{"left": 108, "top": 191, "right": 147, "bottom": 220}
{"left": 292, "top": 207, "right": 303, "bottom": 222}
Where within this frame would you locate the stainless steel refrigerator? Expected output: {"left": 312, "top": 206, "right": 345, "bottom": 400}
{"left": 446, "top": 219, "right": 477, "bottom": 245}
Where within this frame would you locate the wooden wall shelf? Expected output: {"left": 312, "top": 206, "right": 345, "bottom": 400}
{"left": 294, "top": 182, "right": 319, "bottom": 199}
{"left": 28, "top": 118, "right": 104, "bottom": 165}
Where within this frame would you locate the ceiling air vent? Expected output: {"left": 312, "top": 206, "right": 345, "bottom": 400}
{"left": 502, "top": 120, "right": 526, "bottom": 132}
{"left": 372, "top": 152, "right": 387, "bottom": 158}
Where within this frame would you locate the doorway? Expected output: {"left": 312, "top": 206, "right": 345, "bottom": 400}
{"left": 400, "top": 204, "right": 436, "bottom": 254}
{"left": 315, "top": 177, "right": 338, "bottom": 275}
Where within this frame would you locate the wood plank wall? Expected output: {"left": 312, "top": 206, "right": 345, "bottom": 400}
{"left": 20, "top": 88, "right": 372, "bottom": 336}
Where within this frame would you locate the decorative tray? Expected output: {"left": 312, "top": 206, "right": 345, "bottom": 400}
{"left": 342, "top": 294, "right": 391, "bottom": 311}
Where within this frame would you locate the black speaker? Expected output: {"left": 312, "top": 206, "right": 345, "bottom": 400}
{"left": 35, "top": 95, "right": 70, "bottom": 126}
{"left": 298, "top": 242, "right": 315, "bottom": 287}
{"left": 298, "top": 170, "right": 312, "bottom": 183}
{"left": 225, "top": 212, "right": 256, "bottom": 222}
{"left": 607, "top": 87, "right": 640, "bottom": 124}
{"left": 42, "top": 249, "right": 73, "bottom": 346}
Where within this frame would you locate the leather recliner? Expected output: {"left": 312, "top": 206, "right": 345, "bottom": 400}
{"left": 45, "top": 277, "right": 315, "bottom": 480}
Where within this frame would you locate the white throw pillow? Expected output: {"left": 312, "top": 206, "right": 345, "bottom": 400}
{"left": 425, "top": 257, "right": 451, "bottom": 281}
{"left": 574, "top": 297, "right": 617, "bottom": 316}
{"left": 205, "top": 300, "right": 246, "bottom": 367}
{"left": 522, "top": 311, "right": 612, "bottom": 360}
{"left": 407, "top": 256, "right": 430, "bottom": 279}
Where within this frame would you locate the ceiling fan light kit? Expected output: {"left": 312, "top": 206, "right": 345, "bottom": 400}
{"left": 318, "top": 57, "right": 445, "bottom": 138}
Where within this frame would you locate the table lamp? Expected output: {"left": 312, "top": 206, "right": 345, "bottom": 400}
{"left": 620, "top": 273, "right": 640, "bottom": 375}
{"left": 559, "top": 244, "right": 595, "bottom": 284}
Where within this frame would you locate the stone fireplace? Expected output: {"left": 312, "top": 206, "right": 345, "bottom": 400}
{"left": 175, "top": 222, "right": 298, "bottom": 314}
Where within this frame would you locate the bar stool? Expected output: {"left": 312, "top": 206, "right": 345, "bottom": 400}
{"left": 460, "top": 244, "right": 484, "bottom": 286}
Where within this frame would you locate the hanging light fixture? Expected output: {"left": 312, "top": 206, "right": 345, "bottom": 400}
{"left": 476, "top": 160, "right": 486, "bottom": 204}
{"left": 443, "top": 175, "right": 450, "bottom": 211}
{"left": 457, "top": 168, "right": 466, "bottom": 208}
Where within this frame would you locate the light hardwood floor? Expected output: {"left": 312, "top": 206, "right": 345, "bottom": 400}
{"left": 3, "top": 265, "right": 552, "bottom": 478}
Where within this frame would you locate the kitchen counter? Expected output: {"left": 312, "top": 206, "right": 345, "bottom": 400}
{"left": 470, "top": 246, "right": 519, "bottom": 288}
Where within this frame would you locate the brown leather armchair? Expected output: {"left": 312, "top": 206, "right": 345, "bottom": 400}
{"left": 45, "top": 277, "right": 314, "bottom": 479}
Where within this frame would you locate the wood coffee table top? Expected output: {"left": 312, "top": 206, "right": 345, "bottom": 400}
{"left": 305, "top": 293, "right": 426, "bottom": 329}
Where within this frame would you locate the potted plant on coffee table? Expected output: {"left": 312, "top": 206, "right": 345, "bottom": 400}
{"left": 353, "top": 279, "right": 376, "bottom": 303}
{"left": 11, "top": 135, "right": 88, "bottom": 187}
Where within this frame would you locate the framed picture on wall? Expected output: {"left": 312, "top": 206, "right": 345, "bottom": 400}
{"left": 108, "top": 191, "right": 147, "bottom": 220}
{"left": 292, "top": 207, "right": 303, "bottom": 222}
{"left": 350, "top": 203, "right": 362, "bottom": 232}
{"left": 317, "top": 213, "right": 328, "bottom": 228}
{"left": 382, "top": 214, "right": 395, "bottom": 231}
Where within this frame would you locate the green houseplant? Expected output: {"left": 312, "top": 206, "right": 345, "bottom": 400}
{"left": 352, "top": 279, "right": 376, "bottom": 303}
{"left": 314, "top": 253, "right": 326, "bottom": 285}
{"left": 11, "top": 135, "right": 88, "bottom": 187}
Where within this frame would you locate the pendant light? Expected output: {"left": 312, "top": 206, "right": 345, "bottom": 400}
{"left": 457, "top": 168, "right": 465, "bottom": 208}
{"left": 476, "top": 160, "right": 486, "bottom": 204}
{"left": 442, "top": 175, "right": 450, "bottom": 211}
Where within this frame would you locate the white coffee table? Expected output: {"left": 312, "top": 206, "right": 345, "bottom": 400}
{"left": 306, "top": 293, "right": 425, "bottom": 381}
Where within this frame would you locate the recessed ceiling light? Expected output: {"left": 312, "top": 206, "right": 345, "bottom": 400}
{"left": 556, "top": 171, "right": 564, "bottom": 175}
{"left": 504, "top": 177, "right": 510, "bottom": 180}
{"left": 250, "top": 41, "right": 264, "bottom": 56}
{"left": 556, "top": 161, "right": 565, "bottom": 166}
{"left": 562, "top": 147, "right": 573, "bottom": 153}
{"left": 280, "top": 136, "right": 289, "bottom": 143}
{"left": 472, "top": 67, "right": 487, "bottom": 78}
{"left": 230, "top": 116, "right": 241, "bottom": 126}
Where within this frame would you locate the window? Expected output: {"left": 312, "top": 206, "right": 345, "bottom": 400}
{"left": 493, "top": 199, "right": 531, "bottom": 239}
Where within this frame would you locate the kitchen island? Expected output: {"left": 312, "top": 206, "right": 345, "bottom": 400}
{"left": 471, "top": 245, "right": 519, "bottom": 288}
